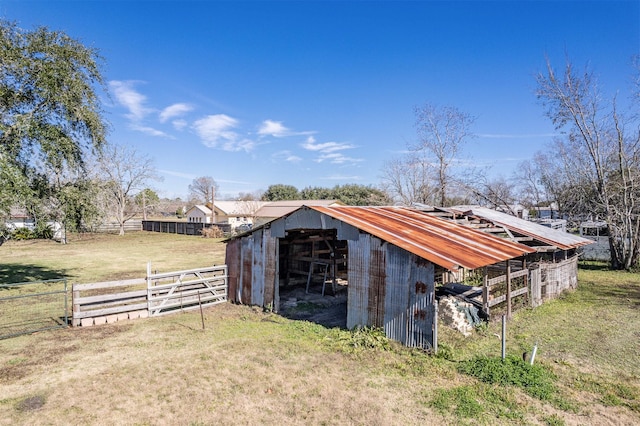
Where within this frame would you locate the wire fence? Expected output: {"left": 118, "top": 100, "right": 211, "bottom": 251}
{"left": 0, "top": 279, "right": 68, "bottom": 339}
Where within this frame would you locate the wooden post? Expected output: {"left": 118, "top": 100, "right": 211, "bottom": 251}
{"left": 501, "top": 314, "right": 507, "bottom": 360}
{"left": 210, "top": 185, "right": 216, "bottom": 224}
{"left": 72, "top": 288, "right": 80, "bottom": 327}
{"left": 433, "top": 300, "right": 438, "bottom": 354}
{"left": 506, "top": 260, "right": 512, "bottom": 319}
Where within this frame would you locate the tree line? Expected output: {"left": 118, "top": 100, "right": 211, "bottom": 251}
{"left": 1, "top": 21, "right": 638, "bottom": 269}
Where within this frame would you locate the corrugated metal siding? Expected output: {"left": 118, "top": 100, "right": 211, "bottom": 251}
{"left": 348, "top": 234, "right": 435, "bottom": 348}
{"left": 251, "top": 229, "right": 264, "bottom": 306}
{"left": 311, "top": 206, "right": 534, "bottom": 271}
{"left": 263, "top": 228, "right": 277, "bottom": 309}
{"left": 347, "top": 234, "right": 371, "bottom": 329}
{"left": 225, "top": 238, "right": 240, "bottom": 303}
{"left": 240, "top": 235, "right": 253, "bottom": 305}
{"left": 383, "top": 244, "right": 412, "bottom": 345}
{"left": 368, "top": 240, "right": 386, "bottom": 327}
{"left": 405, "top": 256, "right": 434, "bottom": 348}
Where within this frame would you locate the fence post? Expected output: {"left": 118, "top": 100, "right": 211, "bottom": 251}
{"left": 506, "top": 260, "right": 512, "bottom": 319}
{"left": 501, "top": 314, "right": 507, "bottom": 360}
{"left": 72, "top": 285, "right": 80, "bottom": 327}
{"left": 482, "top": 266, "right": 489, "bottom": 318}
{"left": 146, "top": 261, "right": 152, "bottom": 316}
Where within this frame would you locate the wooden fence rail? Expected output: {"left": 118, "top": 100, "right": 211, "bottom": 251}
{"left": 482, "top": 255, "right": 578, "bottom": 319}
{"left": 72, "top": 265, "right": 228, "bottom": 327}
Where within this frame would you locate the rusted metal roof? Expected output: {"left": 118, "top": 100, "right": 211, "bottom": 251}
{"left": 310, "top": 206, "right": 535, "bottom": 271}
{"left": 450, "top": 206, "right": 593, "bottom": 250}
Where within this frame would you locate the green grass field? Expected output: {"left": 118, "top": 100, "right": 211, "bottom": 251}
{"left": 1, "top": 232, "right": 639, "bottom": 425}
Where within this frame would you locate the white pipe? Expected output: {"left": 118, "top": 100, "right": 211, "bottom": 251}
{"left": 530, "top": 344, "right": 538, "bottom": 365}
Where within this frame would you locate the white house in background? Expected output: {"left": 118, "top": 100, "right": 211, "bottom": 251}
{"left": 186, "top": 205, "right": 213, "bottom": 224}
{"left": 496, "top": 204, "right": 529, "bottom": 220}
{"left": 213, "top": 200, "right": 268, "bottom": 231}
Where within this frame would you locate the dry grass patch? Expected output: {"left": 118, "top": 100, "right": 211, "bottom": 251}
{"left": 0, "top": 231, "right": 226, "bottom": 283}
{"left": 2, "top": 237, "right": 640, "bottom": 425}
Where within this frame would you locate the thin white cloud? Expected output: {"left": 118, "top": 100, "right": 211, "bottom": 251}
{"left": 172, "top": 119, "right": 188, "bottom": 130}
{"left": 301, "top": 136, "right": 355, "bottom": 152}
{"left": 193, "top": 114, "right": 242, "bottom": 149}
{"left": 160, "top": 103, "right": 193, "bottom": 123}
{"left": 159, "top": 169, "right": 197, "bottom": 180}
{"left": 258, "top": 119, "right": 316, "bottom": 138}
{"left": 272, "top": 150, "right": 302, "bottom": 163}
{"left": 258, "top": 120, "right": 290, "bottom": 137}
{"left": 315, "top": 153, "right": 364, "bottom": 164}
{"left": 321, "top": 175, "right": 362, "bottom": 181}
{"left": 131, "top": 124, "right": 171, "bottom": 138}
{"left": 109, "top": 80, "right": 151, "bottom": 121}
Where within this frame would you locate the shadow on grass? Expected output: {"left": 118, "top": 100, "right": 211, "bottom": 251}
{"left": 591, "top": 283, "right": 640, "bottom": 307}
{"left": 578, "top": 261, "right": 612, "bottom": 271}
{"left": 0, "top": 264, "right": 71, "bottom": 284}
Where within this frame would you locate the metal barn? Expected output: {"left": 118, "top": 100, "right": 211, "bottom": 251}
{"left": 224, "top": 206, "right": 534, "bottom": 349}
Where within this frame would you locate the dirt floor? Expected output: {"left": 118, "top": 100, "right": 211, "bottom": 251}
{"left": 277, "top": 278, "right": 348, "bottom": 328}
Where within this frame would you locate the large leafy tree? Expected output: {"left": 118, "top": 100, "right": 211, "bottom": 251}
{"left": 261, "top": 184, "right": 300, "bottom": 201}
{"left": 0, "top": 20, "right": 107, "bottom": 221}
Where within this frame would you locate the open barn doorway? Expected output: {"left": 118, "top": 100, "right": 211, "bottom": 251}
{"left": 276, "top": 228, "right": 349, "bottom": 328}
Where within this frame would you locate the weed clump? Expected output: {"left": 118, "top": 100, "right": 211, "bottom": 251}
{"left": 328, "top": 326, "right": 392, "bottom": 353}
{"left": 458, "top": 356, "right": 556, "bottom": 401}
{"left": 458, "top": 355, "right": 557, "bottom": 401}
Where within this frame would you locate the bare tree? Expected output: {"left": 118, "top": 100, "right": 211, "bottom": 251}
{"left": 380, "top": 154, "right": 436, "bottom": 206}
{"left": 467, "top": 176, "right": 518, "bottom": 212}
{"left": 188, "top": 176, "right": 219, "bottom": 205}
{"left": 97, "top": 144, "right": 159, "bottom": 235}
{"left": 535, "top": 57, "right": 640, "bottom": 269}
{"left": 413, "top": 103, "right": 476, "bottom": 206}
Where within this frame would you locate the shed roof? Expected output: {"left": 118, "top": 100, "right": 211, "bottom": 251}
{"left": 255, "top": 199, "right": 343, "bottom": 218}
{"left": 450, "top": 206, "right": 593, "bottom": 250}
{"left": 309, "top": 206, "right": 535, "bottom": 271}
{"left": 214, "top": 201, "right": 267, "bottom": 215}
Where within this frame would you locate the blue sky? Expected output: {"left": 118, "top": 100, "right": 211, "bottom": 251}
{"left": 2, "top": 1, "right": 639, "bottom": 199}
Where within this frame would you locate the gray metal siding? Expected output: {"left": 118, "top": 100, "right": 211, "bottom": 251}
{"left": 269, "top": 208, "right": 360, "bottom": 241}
{"left": 347, "top": 233, "right": 371, "bottom": 329}
{"left": 383, "top": 245, "right": 435, "bottom": 349}
{"left": 383, "top": 244, "right": 412, "bottom": 345}
{"left": 347, "top": 234, "right": 435, "bottom": 348}
{"left": 262, "top": 228, "right": 277, "bottom": 309}
{"left": 251, "top": 229, "right": 265, "bottom": 306}
{"left": 406, "top": 256, "right": 434, "bottom": 349}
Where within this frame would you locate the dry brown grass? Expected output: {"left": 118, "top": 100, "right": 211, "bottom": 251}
{"left": 1, "top": 235, "right": 639, "bottom": 425}
{"left": 0, "top": 231, "right": 226, "bottom": 283}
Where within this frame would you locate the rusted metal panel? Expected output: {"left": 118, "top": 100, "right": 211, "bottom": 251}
{"left": 225, "top": 238, "right": 240, "bottom": 303}
{"left": 251, "top": 229, "right": 265, "bottom": 307}
{"left": 262, "top": 227, "right": 277, "bottom": 309}
{"left": 312, "top": 206, "right": 534, "bottom": 271}
{"left": 383, "top": 244, "right": 435, "bottom": 348}
{"left": 406, "top": 256, "right": 435, "bottom": 349}
{"left": 240, "top": 235, "right": 253, "bottom": 305}
{"left": 368, "top": 239, "right": 386, "bottom": 327}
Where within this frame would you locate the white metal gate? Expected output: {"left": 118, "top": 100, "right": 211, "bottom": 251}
{"left": 147, "top": 264, "right": 227, "bottom": 316}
